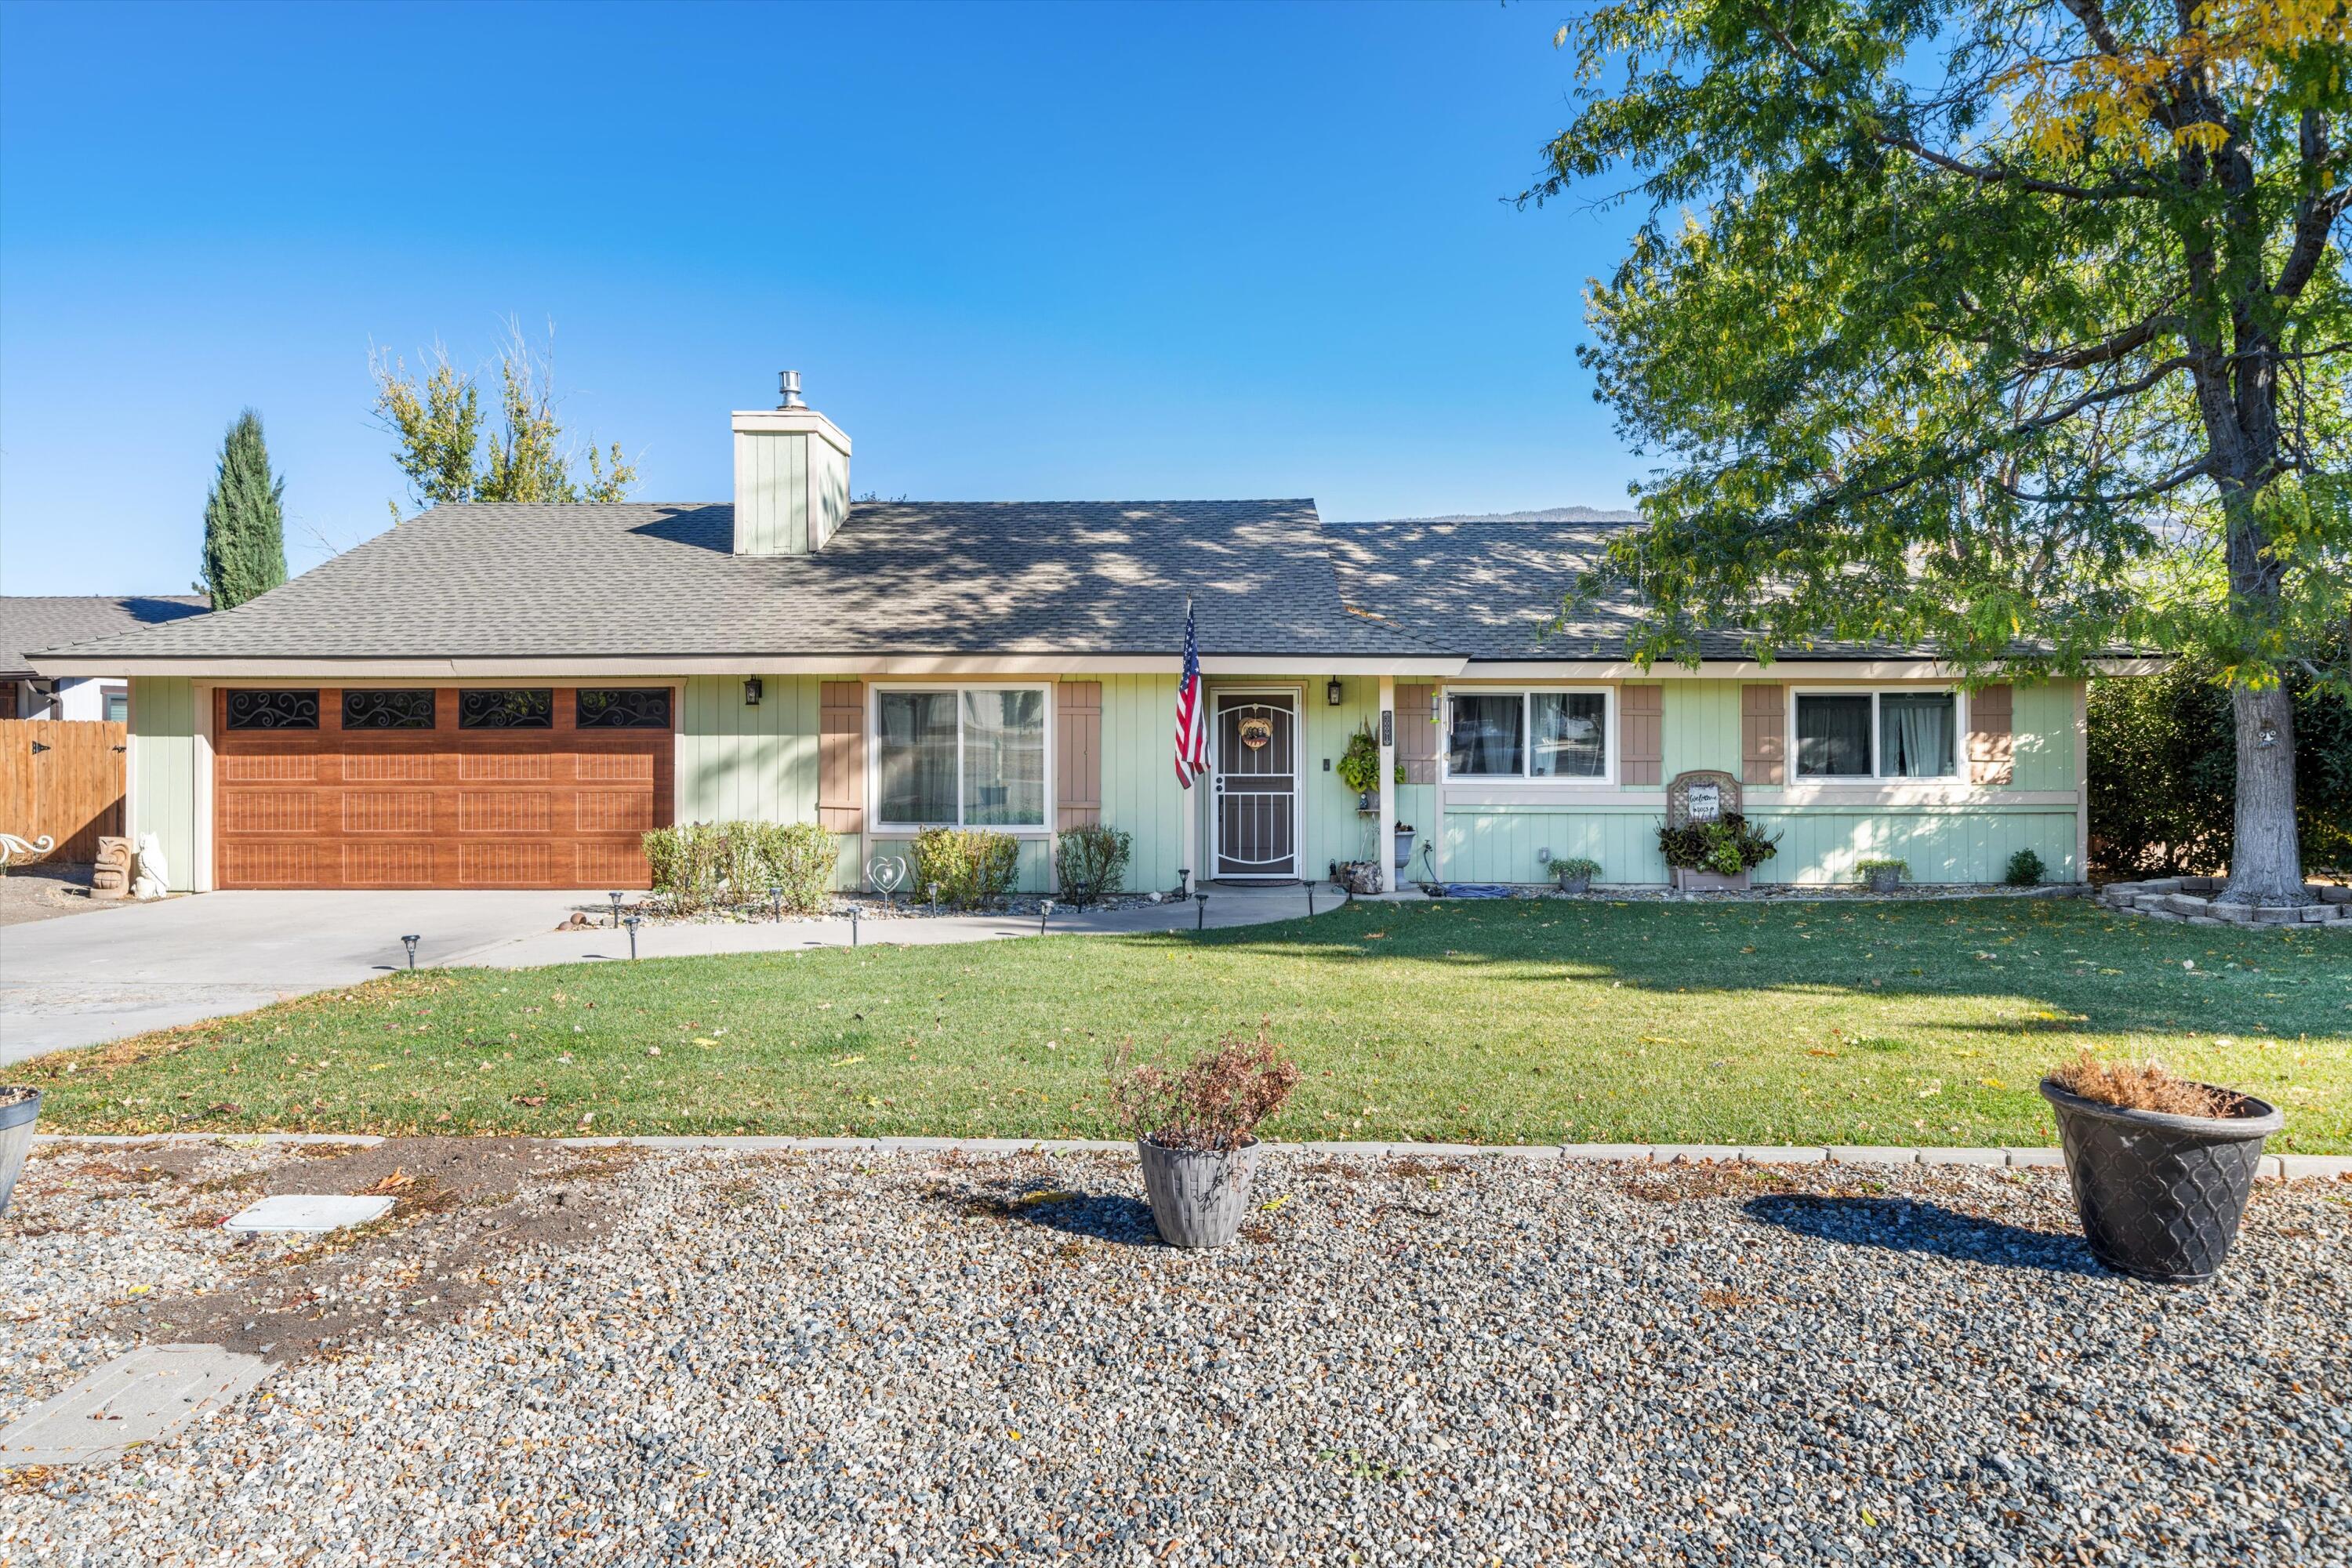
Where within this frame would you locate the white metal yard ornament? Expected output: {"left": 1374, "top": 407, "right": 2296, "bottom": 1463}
{"left": 869, "top": 854, "right": 907, "bottom": 899}
{"left": 132, "top": 833, "right": 170, "bottom": 900}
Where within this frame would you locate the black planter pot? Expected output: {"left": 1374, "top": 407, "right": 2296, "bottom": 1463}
{"left": 2039, "top": 1078, "right": 2282, "bottom": 1283}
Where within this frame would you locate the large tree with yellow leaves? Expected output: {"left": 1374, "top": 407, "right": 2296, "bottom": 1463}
{"left": 1536, "top": 0, "right": 2349, "bottom": 902}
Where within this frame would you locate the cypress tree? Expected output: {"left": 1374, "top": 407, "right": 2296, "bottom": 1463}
{"left": 199, "top": 409, "right": 288, "bottom": 609}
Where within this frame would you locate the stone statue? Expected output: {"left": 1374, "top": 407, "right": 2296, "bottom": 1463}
{"left": 132, "top": 833, "right": 171, "bottom": 900}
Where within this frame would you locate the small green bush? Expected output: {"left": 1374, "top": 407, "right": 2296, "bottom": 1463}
{"left": 911, "top": 826, "right": 1022, "bottom": 908}
{"left": 1054, "top": 824, "right": 1131, "bottom": 908}
{"left": 643, "top": 822, "right": 722, "bottom": 912}
{"left": 2004, "top": 848, "right": 2046, "bottom": 887}
{"left": 1552, "top": 855, "right": 1602, "bottom": 881}
{"left": 644, "top": 820, "right": 841, "bottom": 913}
{"left": 1854, "top": 857, "right": 1911, "bottom": 884}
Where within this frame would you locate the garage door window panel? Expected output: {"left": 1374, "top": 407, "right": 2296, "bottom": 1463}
{"left": 576, "top": 688, "right": 672, "bottom": 729}
{"left": 342, "top": 690, "right": 437, "bottom": 730}
{"left": 459, "top": 689, "right": 554, "bottom": 729}
{"left": 225, "top": 690, "right": 320, "bottom": 730}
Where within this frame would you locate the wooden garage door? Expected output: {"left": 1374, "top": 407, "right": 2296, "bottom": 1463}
{"left": 212, "top": 687, "right": 672, "bottom": 890}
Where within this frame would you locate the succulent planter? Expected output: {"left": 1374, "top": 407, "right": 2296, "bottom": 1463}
{"left": 1558, "top": 870, "right": 1592, "bottom": 895}
{"left": 1136, "top": 1137, "right": 1263, "bottom": 1248}
{"left": 2039, "top": 1078, "right": 2283, "bottom": 1283}
{"left": 0, "top": 1087, "right": 40, "bottom": 1215}
{"left": 1670, "top": 866, "right": 1750, "bottom": 892}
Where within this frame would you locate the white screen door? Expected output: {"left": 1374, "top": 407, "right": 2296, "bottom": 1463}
{"left": 1210, "top": 691, "right": 1300, "bottom": 880}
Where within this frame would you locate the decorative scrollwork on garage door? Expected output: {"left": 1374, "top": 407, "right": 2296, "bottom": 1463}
{"left": 225, "top": 690, "right": 320, "bottom": 730}
{"left": 341, "top": 689, "right": 437, "bottom": 730}
{"left": 575, "top": 688, "right": 672, "bottom": 730}
{"left": 457, "top": 689, "right": 554, "bottom": 730}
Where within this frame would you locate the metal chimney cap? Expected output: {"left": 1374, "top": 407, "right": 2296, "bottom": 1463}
{"left": 777, "top": 370, "right": 806, "bottom": 410}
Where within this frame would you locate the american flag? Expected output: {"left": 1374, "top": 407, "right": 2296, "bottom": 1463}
{"left": 1173, "top": 598, "right": 1208, "bottom": 787}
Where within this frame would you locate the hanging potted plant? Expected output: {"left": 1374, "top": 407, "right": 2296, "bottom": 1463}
{"left": 0, "top": 1084, "right": 40, "bottom": 1215}
{"left": 2040, "top": 1052, "right": 2283, "bottom": 1283}
{"left": 1109, "top": 1022, "right": 1301, "bottom": 1248}
{"left": 1656, "top": 813, "right": 1780, "bottom": 891}
{"left": 1337, "top": 722, "right": 1406, "bottom": 815}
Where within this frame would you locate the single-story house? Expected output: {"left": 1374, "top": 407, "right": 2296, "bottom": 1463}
{"left": 3, "top": 595, "right": 209, "bottom": 720}
{"left": 31, "top": 383, "right": 2143, "bottom": 895}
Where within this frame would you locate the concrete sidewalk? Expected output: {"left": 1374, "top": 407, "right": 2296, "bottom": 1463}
{"left": 0, "top": 883, "right": 1327, "bottom": 1065}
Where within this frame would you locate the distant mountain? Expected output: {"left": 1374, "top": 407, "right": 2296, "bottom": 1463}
{"left": 1327, "top": 505, "right": 1641, "bottom": 525}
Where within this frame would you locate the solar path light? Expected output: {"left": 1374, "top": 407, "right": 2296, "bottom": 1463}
{"left": 400, "top": 935, "right": 420, "bottom": 971}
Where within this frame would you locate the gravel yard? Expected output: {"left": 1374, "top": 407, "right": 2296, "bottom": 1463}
{"left": 5, "top": 1139, "right": 2347, "bottom": 1566}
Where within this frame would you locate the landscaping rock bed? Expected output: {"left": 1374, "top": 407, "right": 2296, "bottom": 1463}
{"left": 6, "top": 1140, "right": 2347, "bottom": 1565}
{"left": 2095, "top": 875, "right": 2352, "bottom": 928}
{"left": 570, "top": 890, "right": 1171, "bottom": 928}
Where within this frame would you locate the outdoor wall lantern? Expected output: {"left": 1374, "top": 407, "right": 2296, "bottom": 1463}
{"left": 742, "top": 677, "right": 764, "bottom": 706}
{"left": 1327, "top": 678, "right": 1345, "bottom": 707}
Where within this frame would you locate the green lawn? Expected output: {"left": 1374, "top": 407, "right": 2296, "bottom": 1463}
{"left": 24, "top": 898, "right": 2352, "bottom": 1151}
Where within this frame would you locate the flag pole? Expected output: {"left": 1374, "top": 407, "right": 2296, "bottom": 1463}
{"left": 1179, "top": 596, "right": 1199, "bottom": 895}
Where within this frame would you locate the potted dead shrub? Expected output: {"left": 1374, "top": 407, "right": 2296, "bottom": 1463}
{"left": 1109, "top": 1021, "right": 1301, "bottom": 1248}
{"left": 1855, "top": 857, "right": 1909, "bottom": 894}
{"left": 1392, "top": 822, "right": 1417, "bottom": 872}
{"left": 2040, "top": 1052, "right": 2284, "bottom": 1283}
{"left": 0, "top": 1084, "right": 39, "bottom": 1215}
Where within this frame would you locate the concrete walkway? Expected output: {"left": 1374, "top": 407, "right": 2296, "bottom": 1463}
{"left": 0, "top": 884, "right": 1325, "bottom": 1065}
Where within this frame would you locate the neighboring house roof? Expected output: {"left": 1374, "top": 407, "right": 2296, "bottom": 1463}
{"left": 1327, "top": 517, "right": 1937, "bottom": 663}
{"left": 35, "top": 501, "right": 1429, "bottom": 662}
{"left": 2, "top": 595, "right": 209, "bottom": 678}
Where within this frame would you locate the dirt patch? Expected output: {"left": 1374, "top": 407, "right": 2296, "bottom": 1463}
{"left": 110, "top": 1138, "right": 644, "bottom": 1365}
{"left": 1615, "top": 1160, "right": 1904, "bottom": 1203}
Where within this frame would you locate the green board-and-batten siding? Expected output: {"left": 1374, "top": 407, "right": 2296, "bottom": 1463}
{"left": 127, "top": 676, "right": 199, "bottom": 891}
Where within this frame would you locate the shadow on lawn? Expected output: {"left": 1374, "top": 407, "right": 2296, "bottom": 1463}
{"left": 1744, "top": 1193, "right": 2102, "bottom": 1276}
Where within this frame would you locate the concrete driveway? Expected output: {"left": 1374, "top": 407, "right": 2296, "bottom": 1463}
{"left": 0, "top": 891, "right": 586, "bottom": 1065}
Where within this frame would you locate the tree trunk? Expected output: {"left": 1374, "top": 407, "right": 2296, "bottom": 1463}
{"left": 2222, "top": 681, "right": 2304, "bottom": 905}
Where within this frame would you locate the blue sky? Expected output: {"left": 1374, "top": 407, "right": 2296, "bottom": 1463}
{"left": 0, "top": 0, "right": 1646, "bottom": 595}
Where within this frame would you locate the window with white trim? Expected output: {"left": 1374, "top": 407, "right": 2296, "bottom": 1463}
{"left": 1793, "top": 689, "right": 1960, "bottom": 779}
{"left": 873, "top": 685, "right": 1048, "bottom": 829}
{"left": 1444, "top": 690, "right": 1610, "bottom": 781}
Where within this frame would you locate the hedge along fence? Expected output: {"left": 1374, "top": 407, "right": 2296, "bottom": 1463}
{"left": 642, "top": 821, "right": 841, "bottom": 913}
{"left": 2089, "top": 658, "right": 2352, "bottom": 877}
{"left": 909, "top": 827, "right": 1021, "bottom": 909}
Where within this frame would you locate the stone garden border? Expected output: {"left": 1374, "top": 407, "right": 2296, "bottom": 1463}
{"left": 33, "top": 1131, "right": 2352, "bottom": 1181}
{"left": 2095, "top": 874, "right": 2352, "bottom": 928}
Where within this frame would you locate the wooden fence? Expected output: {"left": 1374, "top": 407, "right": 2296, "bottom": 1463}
{"left": 0, "top": 720, "right": 127, "bottom": 862}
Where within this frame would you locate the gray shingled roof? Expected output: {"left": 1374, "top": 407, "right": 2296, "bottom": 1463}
{"left": 1325, "top": 518, "right": 1915, "bottom": 662}
{"left": 39, "top": 501, "right": 1432, "bottom": 662}
{"left": 3, "top": 595, "right": 209, "bottom": 676}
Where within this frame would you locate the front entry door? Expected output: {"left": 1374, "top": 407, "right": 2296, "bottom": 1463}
{"left": 1210, "top": 691, "right": 1300, "bottom": 880}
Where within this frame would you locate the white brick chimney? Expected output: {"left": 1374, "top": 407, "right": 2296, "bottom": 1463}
{"left": 732, "top": 371, "right": 852, "bottom": 554}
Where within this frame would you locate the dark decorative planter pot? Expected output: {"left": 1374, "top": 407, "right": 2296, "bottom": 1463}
{"left": 1393, "top": 829, "right": 1415, "bottom": 871}
{"left": 0, "top": 1087, "right": 40, "bottom": 1215}
{"left": 1670, "top": 866, "right": 1750, "bottom": 892}
{"left": 1558, "top": 872, "right": 1592, "bottom": 895}
{"left": 2039, "top": 1079, "right": 2282, "bottom": 1283}
{"left": 1136, "top": 1137, "right": 1263, "bottom": 1248}
{"left": 1865, "top": 868, "right": 1904, "bottom": 894}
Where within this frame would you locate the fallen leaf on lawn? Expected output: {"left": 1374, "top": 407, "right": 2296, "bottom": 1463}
{"left": 832, "top": 1054, "right": 866, "bottom": 1068}
{"left": 1980, "top": 1078, "right": 2007, "bottom": 1089}
{"left": 692, "top": 1037, "right": 719, "bottom": 1046}
{"left": 511, "top": 1094, "right": 547, "bottom": 1108}
{"left": 206, "top": 1102, "right": 241, "bottom": 1115}
{"left": 367, "top": 1063, "right": 390, "bottom": 1073}
{"left": 1806, "top": 1048, "right": 1838, "bottom": 1058}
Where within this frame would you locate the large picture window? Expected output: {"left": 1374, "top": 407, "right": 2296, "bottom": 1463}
{"left": 1795, "top": 690, "right": 1959, "bottom": 779}
{"left": 1445, "top": 690, "right": 1610, "bottom": 782}
{"left": 874, "top": 686, "right": 1047, "bottom": 829}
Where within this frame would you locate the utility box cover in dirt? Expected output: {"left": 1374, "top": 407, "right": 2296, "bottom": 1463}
{"left": 0, "top": 1344, "right": 270, "bottom": 1466}
{"left": 223, "top": 1194, "right": 394, "bottom": 1232}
